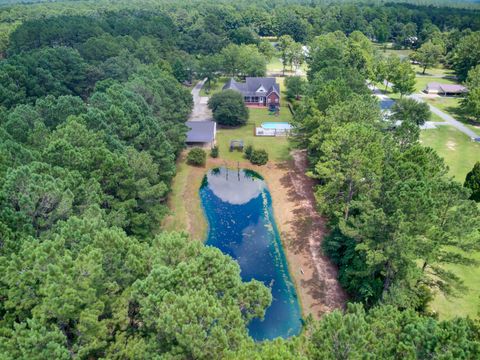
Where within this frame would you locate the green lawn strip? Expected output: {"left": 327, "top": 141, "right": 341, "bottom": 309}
{"left": 420, "top": 125, "right": 480, "bottom": 181}
{"left": 266, "top": 58, "right": 308, "bottom": 75}
{"left": 414, "top": 76, "right": 458, "bottom": 93}
{"left": 216, "top": 108, "right": 292, "bottom": 162}
{"left": 420, "top": 125, "right": 480, "bottom": 319}
{"left": 199, "top": 77, "right": 228, "bottom": 97}
{"left": 412, "top": 64, "right": 454, "bottom": 77}
{"left": 163, "top": 160, "right": 189, "bottom": 232}
{"left": 430, "top": 249, "right": 480, "bottom": 320}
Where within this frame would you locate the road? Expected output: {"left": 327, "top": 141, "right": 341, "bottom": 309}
{"left": 189, "top": 78, "right": 213, "bottom": 122}
{"left": 373, "top": 83, "right": 479, "bottom": 138}
{"left": 410, "top": 94, "right": 479, "bottom": 138}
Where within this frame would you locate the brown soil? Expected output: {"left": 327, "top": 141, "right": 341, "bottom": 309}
{"left": 169, "top": 150, "right": 347, "bottom": 319}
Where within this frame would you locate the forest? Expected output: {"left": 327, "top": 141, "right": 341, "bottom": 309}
{"left": 0, "top": 0, "right": 479, "bottom": 359}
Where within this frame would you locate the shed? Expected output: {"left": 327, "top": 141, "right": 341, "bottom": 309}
{"left": 185, "top": 121, "right": 216, "bottom": 147}
{"left": 424, "top": 82, "right": 467, "bottom": 96}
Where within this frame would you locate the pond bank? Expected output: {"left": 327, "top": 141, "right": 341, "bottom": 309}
{"left": 163, "top": 150, "right": 346, "bottom": 319}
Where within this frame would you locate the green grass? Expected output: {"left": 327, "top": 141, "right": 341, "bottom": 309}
{"left": 414, "top": 76, "right": 459, "bottom": 93}
{"left": 199, "top": 77, "right": 228, "bottom": 97}
{"left": 420, "top": 125, "right": 480, "bottom": 181}
{"left": 412, "top": 64, "right": 455, "bottom": 77}
{"left": 430, "top": 250, "right": 480, "bottom": 320}
{"left": 420, "top": 125, "right": 480, "bottom": 319}
{"left": 374, "top": 43, "right": 412, "bottom": 59}
{"left": 216, "top": 108, "right": 293, "bottom": 162}
{"left": 266, "top": 57, "right": 308, "bottom": 75}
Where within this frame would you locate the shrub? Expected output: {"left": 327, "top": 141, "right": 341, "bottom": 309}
{"left": 243, "top": 144, "right": 253, "bottom": 160}
{"left": 208, "top": 90, "right": 249, "bottom": 126}
{"left": 210, "top": 146, "right": 219, "bottom": 158}
{"left": 250, "top": 149, "right": 268, "bottom": 165}
{"left": 187, "top": 148, "right": 206, "bottom": 166}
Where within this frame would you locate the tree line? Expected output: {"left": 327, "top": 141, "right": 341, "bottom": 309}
{"left": 0, "top": 3, "right": 479, "bottom": 359}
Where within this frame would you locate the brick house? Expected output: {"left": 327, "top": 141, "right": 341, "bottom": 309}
{"left": 222, "top": 77, "right": 280, "bottom": 107}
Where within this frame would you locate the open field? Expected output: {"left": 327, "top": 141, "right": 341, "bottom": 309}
{"left": 421, "top": 126, "right": 480, "bottom": 319}
{"left": 421, "top": 125, "right": 480, "bottom": 181}
{"left": 374, "top": 43, "right": 412, "bottom": 59}
{"left": 267, "top": 57, "right": 308, "bottom": 75}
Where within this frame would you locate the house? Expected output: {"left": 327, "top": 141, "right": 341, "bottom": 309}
{"left": 223, "top": 77, "right": 280, "bottom": 107}
{"left": 424, "top": 82, "right": 468, "bottom": 96}
{"left": 185, "top": 121, "right": 216, "bottom": 147}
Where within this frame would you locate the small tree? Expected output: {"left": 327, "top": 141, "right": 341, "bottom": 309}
{"left": 462, "top": 65, "right": 480, "bottom": 122}
{"left": 250, "top": 149, "right": 269, "bottom": 165}
{"left": 285, "top": 76, "right": 307, "bottom": 100}
{"left": 391, "top": 98, "right": 431, "bottom": 125}
{"left": 464, "top": 162, "right": 480, "bottom": 202}
{"left": 411, "top": 40, "right": 443, "bottom": 74}
{"left": 392, "top": 61, "right": 416, "bottom": 97}
{"left": 210, "top": 146, "right": 219, "bottom": 158}
{"left": 187, "top": 148, "right": 206, "bottom": 166}
{"left": 244, "top": 144, "right": 253, "bottom": 160}
{"left": 208, "top": 90, "right": 249, "bottom": 126}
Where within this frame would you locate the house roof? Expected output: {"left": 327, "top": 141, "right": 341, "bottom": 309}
{"left": 223, "top": 77, "right": 280, "bottom": 97}
{"left": 185, "top": 121, "right": 216, "bottom": 143}
{"left": 426, "top": 82, "right": 467, "bottom": 93}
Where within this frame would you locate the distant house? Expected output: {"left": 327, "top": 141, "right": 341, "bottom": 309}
{"left": 223, "top": 77, "right": 280, "bottom": 107}
{"left": 185, "top": 121, "right": 216, "bottom": 147}
{"left": 424, "top": 82, "right": 468, "bottom": 96}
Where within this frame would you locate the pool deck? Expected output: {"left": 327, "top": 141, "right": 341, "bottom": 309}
{"left": 165, "top": 150, "right": 347, "bottom": 319}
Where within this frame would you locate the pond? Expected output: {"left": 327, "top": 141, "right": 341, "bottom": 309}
{"left": 200, "top": 167, "right": 302, "bottom": 341}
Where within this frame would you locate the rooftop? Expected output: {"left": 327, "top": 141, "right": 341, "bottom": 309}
{"left": 185, "top": 121, "right": 216, "bottom": 143}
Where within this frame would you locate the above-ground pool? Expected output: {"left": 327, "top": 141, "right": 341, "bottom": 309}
{"left": 200, "top": 167, "right": 302, "bottom": 341}
{"left": 261, "top": 122, "right": 293, "bottom": 130}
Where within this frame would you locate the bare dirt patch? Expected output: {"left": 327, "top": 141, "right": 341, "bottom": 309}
{"left": 446, "top": 140, "right": 457, "bottom": 151}
{"left": 165, "top": 150, "right": 347, "bottom": 319}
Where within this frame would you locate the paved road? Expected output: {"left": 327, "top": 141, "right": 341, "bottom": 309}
{"left": 189, "top": 78, "right": 213, "bottom": 122}
{"left": 372, "top": 83, "right": 479, "bottom": 138}
{"left": 410, "top": 94, "right": 479, "bottom": 138}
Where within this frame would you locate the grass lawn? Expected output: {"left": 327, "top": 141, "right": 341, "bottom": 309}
{"left": 412, "top": 64, "right": 455, "bottom": 77}
{"left": 216, "top": 116, "right": 292, "bottom": 163}
{"left": 420, "top": 125, "right": 480, "bottom": 181}
{"left": 374, "top": 43, "right": 412, "bottom": 59}
{"left": 267, "top": 57, "right": 308, "bottom": 75}
{"left": 162, "top": 157, "right": 208, "bottom": 240}
{"left": 420, "top": 125, "right": 480, "bottom": 319}
{"left": 414, "top": 76, "right": 458, "bottom": 93}
{"left": 199, "top": 77, "right": 228, "bottom": 97}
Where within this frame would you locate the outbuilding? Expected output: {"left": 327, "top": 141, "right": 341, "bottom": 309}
{"left": 424, "top": 82, "right": 468, "bottom": 96}
{"left": 185, "top": 121, "right": 216, "bottom": 148}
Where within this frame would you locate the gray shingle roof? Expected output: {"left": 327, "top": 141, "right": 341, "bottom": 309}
{"left": 426, "top": 82, "right": 467, "bottom": 94}
{"left": 223, "top": 77, "right": 280, "bottom": 97}
{"left": 185, "top": 121, "right": 216, "bottom": 143}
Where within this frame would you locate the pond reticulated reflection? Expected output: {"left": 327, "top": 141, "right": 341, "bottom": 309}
{"left": 200, "top": 167, "right": 302, "bottom": 341}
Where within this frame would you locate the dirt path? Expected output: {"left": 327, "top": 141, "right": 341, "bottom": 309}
{"left": 167, "top": 152, "right": 346, "bottom": 318}
{"left": 277, "top": 151, "right": 347, "bottom": 317}
{"left": 189, "top": 78, "right": 213, "bottom": 122}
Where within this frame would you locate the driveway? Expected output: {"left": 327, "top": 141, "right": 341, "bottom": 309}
{"left": 371, "top": 83, "right": 479, "bottom": 138}
{"left": 410, "top": 94, "right": 479, "bottom": 138}
{"left": 189, "top": 78, "right": 213, "bottom": 122}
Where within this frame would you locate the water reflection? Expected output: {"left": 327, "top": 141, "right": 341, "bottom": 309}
{"left": 205, "top": 167, "right": 265, "bottom": 205}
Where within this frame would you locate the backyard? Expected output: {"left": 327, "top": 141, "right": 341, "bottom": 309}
{"left": 421, "top": 126, "right": 480, "bottom": 319}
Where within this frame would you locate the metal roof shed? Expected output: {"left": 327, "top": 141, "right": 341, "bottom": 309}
{"left": 185, "top": 121, "right": 216, "bottom": 144}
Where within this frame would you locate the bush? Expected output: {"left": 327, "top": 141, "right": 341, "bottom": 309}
{"left": 250, "top": 149, "right": 268, "bottom": 165}
{"left": 244, "top": 144, "right": 253, "bottom": 160}
{"left": 208, "top": 90, "right": 249, "bottom": 126}
{"left": 210, "top": 146, "right": 219, "bottom": 158}
{"left": 187, "top": 148, "right": 206, "bottom": 166}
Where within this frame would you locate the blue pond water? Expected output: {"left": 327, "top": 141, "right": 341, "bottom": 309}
{"left": 200, "top": 167, "right": 302, "bottom": 341}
